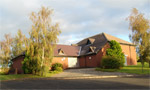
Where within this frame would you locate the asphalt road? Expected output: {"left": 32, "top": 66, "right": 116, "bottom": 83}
{"left": 1, "top": 76, "right": 149, "bottom": 89}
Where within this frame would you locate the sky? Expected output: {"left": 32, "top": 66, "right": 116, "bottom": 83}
{"left": 0, "top": 0, "right": 149, "bottom": 45}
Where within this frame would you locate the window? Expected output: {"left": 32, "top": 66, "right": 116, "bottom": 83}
{"left": 124, "top": 55, "right": 128, "bottom": 66}
{"left": 89, "top": 48, "right": 93, "bottom": 52}
{"left": 86, "top": 40, "right": 91, "bottom": 45}
{"left": 89, "top": 57, "right": 92, "bottom": 60}
{"left": 88, "top": 46, "right": 96, "bottom": 53}
{"left": 58, "top": 48, "right": 65, "bottom": 55}
{"left": 61, "top": 57, "right": 65, "bottom": 61}
{"left": 86, "top": 38, "right": 95, "bottom": 45}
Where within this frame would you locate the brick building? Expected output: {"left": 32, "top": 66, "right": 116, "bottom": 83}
{"left": 11, "top": 33, "right": 137, "bottom": 73}
{"left": 77, "top": 33, "right": 137, "bottom": 67}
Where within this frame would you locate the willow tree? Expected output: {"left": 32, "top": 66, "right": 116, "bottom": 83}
{"left": 0, "top": 34, "right": 13, "bottom": 70}
{"left": 127, "top": 8, "right": 150, "bottom": 68}
{"left": 12, "top": 30, "right": 27, "bottom": 58}
{"left": 24, "top": 7, "right": 61, "bottom": 76}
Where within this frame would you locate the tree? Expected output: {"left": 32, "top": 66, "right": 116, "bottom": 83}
{"left": 23, "top": 6, "right": 61, "bottom": 76}
{"left": 0, "top": 34, "right": 13, "bottom": 70}
{"left": 101, "top": 40, "right": 125, "bottom": 69}
{"left": 140, "top": 32, "right": 150, "bottom": 68}
{"left": 106, "top": 40, "right": 125, "bottom": 61}
{"left": 12, "top": 30, "right": 27, "bottom": 58}
{"left": 127, "top": 8, "right": 150, "bottom": 69}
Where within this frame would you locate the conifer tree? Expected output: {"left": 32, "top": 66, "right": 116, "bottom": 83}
{"left": 106, "top": 40, "right": 125, "bottom": 67}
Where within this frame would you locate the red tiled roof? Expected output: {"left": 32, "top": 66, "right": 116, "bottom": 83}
{"left": 12, "top": 33, "right": 133, "bottom": 58}
{"left": 54, "top": 44, "right": 81, "bottom": 57}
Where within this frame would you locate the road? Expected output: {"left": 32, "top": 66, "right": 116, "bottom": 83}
{"left": 1, "top": 76, "right": 149, "bottom": 89}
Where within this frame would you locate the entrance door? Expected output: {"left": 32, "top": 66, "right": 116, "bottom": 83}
{"left": 124, "top": 55, "right": 128, "bottom": 66}
{"left": 68, "top": 57, "right": 79, "bottom": 68}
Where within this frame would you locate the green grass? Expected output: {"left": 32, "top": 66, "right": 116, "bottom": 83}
{"left": 45, "top": 70, "right": 62, "bottom": 77}
{"left": 96, "top": 62, "right": 150, "bottom": 75}
{"left": 0, "top": 70, "right": 62, "bottom": 81}
{"left": 0, "top": 74, "right": 40, "bottom": 81}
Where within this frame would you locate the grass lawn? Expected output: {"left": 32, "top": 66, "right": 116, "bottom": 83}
{"left": 96, "top": 62, "right": 150, "bottom": 75}
{"left": 0, "top": 70, "right": 61, "bottom": 81}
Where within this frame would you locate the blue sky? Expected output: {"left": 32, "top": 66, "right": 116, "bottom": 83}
{"left": 0, "top": 0, "right": 149, "bottom": 45}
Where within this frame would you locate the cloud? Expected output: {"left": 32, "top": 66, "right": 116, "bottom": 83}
{"left": 0, "top": 0, "right": 39, "bottom": 40}
{"left": 99, "top": 0, "right": 148, "bottom": 9}
{"left": 0, "top": 0, "right": 149, "bottom": 44}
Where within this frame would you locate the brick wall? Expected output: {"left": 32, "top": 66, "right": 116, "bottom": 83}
{"left": 96, "top": 43, "right": 110, "bottom": 66}
{"left": 85, "top": 55, "right": 97, "bottom": 67}
{"left": 12, "top": 55, "right": 24, "bottom": 74}
{"left": 12, "top": 56, "right": 69, "bottom": 74}
{"left": 78, "top": 43, "right": 137, "bottom": 67}
{"left": 78, "top": 56, "right": 86, "bottom": 67}
{"left": 120, "top": 44, "right": 137, "bottom": 65}
{"left": 12, "top": 43, "right": 137, "bottom": 73}
{"left": 52, "top": 57, "right": 68, "bottom": 69}
{"left": 78, "top": 43, "right": 110, "bottom": 67}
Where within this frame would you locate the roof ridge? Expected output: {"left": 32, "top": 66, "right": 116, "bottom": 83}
{"left": 88, "top": 33, "right": 103, "bottom": 38}
{"left": 56, "top": 44, "right": 80, "bottom": 47}
{"left": 102, "top": 32, "right": 109, "bottom": 41}
{"left": 102, "top": 33, "right": 133, "bottom": 45}
{"left": 77, "top": 33, "right": 103, "bottom": 44}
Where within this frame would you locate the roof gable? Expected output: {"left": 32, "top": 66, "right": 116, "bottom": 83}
{"left": 77, "top": 33, "right": 107, "bottom": 46}
{"left": 77, "top": 33, "right": 107, "bottom": 56}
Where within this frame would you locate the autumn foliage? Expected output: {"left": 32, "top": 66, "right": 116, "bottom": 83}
{"left": 0, "top": 7, "right": 61, "bottom": 75}
{"left": 127, "top": 8, "right": 150, "bottom": 68}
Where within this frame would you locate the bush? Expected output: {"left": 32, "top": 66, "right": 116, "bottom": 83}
{"left": 22, "top": 55, "right": 32, "bottom": 74}
{"left": 101, "top": 56, "right": 124, "bottom": 69}
{"left": 22, "top": 53, "right": 41, "bottom": 74}
{"left": 52, "top": 63, "right": 63, "bottom": 71}
{"left": 0, "top": 68, "right": 9, "bottom": 75}
{"left": 55, "top": 67, "right": 63, "bottom": 72}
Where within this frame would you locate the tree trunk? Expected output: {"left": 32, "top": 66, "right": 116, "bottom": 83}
{"left": 140, "top": 56, "right": 144, "bottom": 72}
{"left": 149, "top": 61, "right": 150, "bottom": 68}
{"left": 41, "top": 47, "right": 44, "bottom": 67}
{"left": 41, "top": 47, "right": 44, "bottom": 76}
